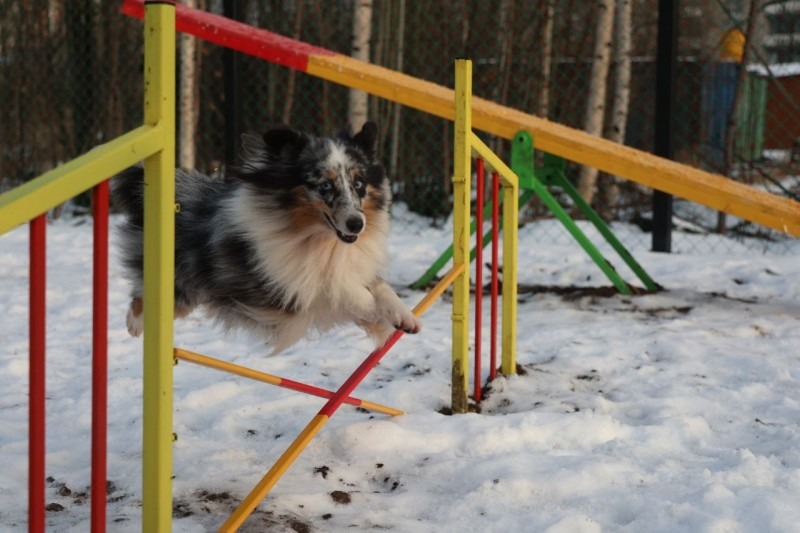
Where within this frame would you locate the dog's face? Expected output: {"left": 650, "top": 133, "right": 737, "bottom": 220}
{"left": 233, "top": 122, "right": 389, "bottom": 244}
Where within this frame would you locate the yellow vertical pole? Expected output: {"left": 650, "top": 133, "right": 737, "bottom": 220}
{"left": 452, "top": 59, "right": 472, "bottom": 413}
{"left": 501, "top": 181, "right": 518, "bottom": 375}
{"left": 141, "top": 1, "right": 176, "bottom": 532}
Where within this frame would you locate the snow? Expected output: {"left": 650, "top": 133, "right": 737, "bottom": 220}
{"left": 748, "top": 62, "right": 800, "bottom": 78}
{"left": 2, "top": 208, "right": 800, "bottom": 532}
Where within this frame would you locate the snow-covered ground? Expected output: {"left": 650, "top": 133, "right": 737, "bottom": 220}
{"left": 2, "top": 207, "right": 800, "bottom": 532}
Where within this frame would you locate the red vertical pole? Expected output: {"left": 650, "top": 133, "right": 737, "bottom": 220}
{"left": 490, "top": 172, "right": 500, "bottom": 381}
{"left": 29, "top": 214, "right": 46, "bottom": 533}
{"left": 91, "top": 181, "right": 109, "bottom": 533}
{"left": 474, "top": 158, "right": 484, "bottom": 402}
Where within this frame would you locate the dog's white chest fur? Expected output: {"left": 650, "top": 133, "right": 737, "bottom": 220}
{"left": 223, "top": 189, "right": 391, "bottom": 351}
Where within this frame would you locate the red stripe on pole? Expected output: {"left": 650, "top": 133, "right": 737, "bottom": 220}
{"left": 490, "top": 172, "right": 500, "bottom": 381}
{"left": 29, "top": 214, "right": 46, "bottom": 533}
{"left": 122, "top": 0, "right": 336, "bottom": 72}
{"left": 91, "top": 182, "right": 109, "bottom": 533}
{"left": 277, "top": 376, "right": 368, "bottom": 409}
{"left": 474, "top": 159, "right": 485, "bottom": 402}
{"left": 317, "top": 331, "right": 404, "bottom": 418}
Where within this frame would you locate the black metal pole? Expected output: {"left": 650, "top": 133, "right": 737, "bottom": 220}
{"left": 652, "top": 0, "right": 678, "bottom": 252}
{"left": 223, "top": 0, "right": 242, "bottom": 167}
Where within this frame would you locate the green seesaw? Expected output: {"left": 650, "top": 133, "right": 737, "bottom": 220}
{"left": 410, "top": 131, "right": 660, "bottom": 295}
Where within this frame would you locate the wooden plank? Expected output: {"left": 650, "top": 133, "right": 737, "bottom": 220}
{"left": 307, "top": 53, "right": 800, "bottom": 237}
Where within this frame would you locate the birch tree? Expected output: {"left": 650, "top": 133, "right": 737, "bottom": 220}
{"left": 536, "top": 0, "right": 555, "bottom": 118}
{"left": 178, "top": 0, "right": 198, "bottom": 169}
{"left": 598, "top": 0, "right": 633, "bottom": 220}
{"left": 576, "top": 0, "right": 614, "bottom": 204}
{"left": 282, "top": 1, "right": 304, "bottom": 124}
{"left": 389, "top": 0, "right": 406, "bottom": 177}
{"left": 348, "top": 0, "right": 373, "bottom": 132}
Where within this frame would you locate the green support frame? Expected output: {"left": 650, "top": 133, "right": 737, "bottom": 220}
{"left": 410, "top": 131, "right": 659, "bottom": 295}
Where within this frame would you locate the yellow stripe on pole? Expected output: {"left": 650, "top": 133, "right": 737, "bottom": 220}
{"left": 452, "top": 59, "right": 472, "bottom": 414}
{"left": 174, "top": 348, "right": 282, "bottom": 385}
{"left": 219, "top": 414, "right": 329, "bottom": 533}
{"left": 141, "top": 2, "right": 176, "bottom": 532}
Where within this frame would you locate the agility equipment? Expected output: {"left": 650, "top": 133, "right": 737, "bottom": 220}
{"left": 121, "top": 0, "right": 800, "bottom": 238}
{"left": 4, "top": 0, "right": 799, "bottom": 530}
{"left": 453, "top": 60, "right": 519, "bottom": 408}
{"left": 0, "top": 2, "right": 177, "bottom": 531}
{"left": 412, "top": 130, "right": 660, "bottom": 295}
{"left": 173, "top": 348, "right": 403, "bottom": 417}
{"left": 218, "top": 264, "right": 464, "bottom": 531}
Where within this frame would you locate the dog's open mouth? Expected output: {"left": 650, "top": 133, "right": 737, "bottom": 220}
{"left": 324, "top": 214, "right": 358, "bottom": 244}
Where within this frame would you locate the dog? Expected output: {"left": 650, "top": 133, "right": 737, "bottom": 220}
{"left": 111, "top": 121, "right": 420, "bottom": 353}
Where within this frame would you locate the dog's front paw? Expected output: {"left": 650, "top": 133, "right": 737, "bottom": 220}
{"left": 393, "top": 307, "right": 421, "bottom": 335}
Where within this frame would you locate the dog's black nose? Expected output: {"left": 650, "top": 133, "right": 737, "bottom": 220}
{"left": 346, "top": 216, "right": 364, "bottom": 234}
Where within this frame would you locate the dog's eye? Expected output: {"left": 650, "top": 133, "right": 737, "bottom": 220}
{"left": 353, "top": 180, "right": 365, "bottom": 191}
{"left": 318, "top": 181, "right": 332, "bottom": 193}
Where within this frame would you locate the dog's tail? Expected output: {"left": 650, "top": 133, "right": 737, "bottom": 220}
{"left": 110, "top": 165, "right": 145, "bottom": 226}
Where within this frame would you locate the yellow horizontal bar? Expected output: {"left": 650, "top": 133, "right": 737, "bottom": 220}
{"left": 175, "top": 348, "right": 281, "bottom": 384}
{"left": 173, "top": 348, "right": 403, "bottom": 417}
{"left": 0, "top": 124, "right": 165, "bottom": 235}
{"left": 469, "top": 132, "right": 519, "bottom": 188}
{"left": 306, "top": 53, "right": 800, "bottom": 237}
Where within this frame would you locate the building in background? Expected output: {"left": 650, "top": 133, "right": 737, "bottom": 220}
{"left": 764, "top": 0, "right": 800, "bottom": 63}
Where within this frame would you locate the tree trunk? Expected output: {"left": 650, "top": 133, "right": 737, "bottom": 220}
{"left": 718, "top": 0, "right": 761, "bottom": 234}
{"left": 389, "top": 0, "right": 406, "bottom": 178}
{"left": 536, "top": 0, "right": 555, "bottom": 118}
{"left": 348, "top": 0, "right": 372, "bottom": 132}
{"left": 598, "top": 0, "right": 633, "bottom": 220}
{"left": 576, "top": 0, "right": 614, "bottom": 204}
{"left": 312, "top": 0, "right": 332, "bottom": 133}
{"left": 178, "top": 0, "right": 198, "bottom": 169}
{"left": 491, "top": 0, "right": 514, "bottom": 155}
{"left": 281, "top": 1, "right": 304, "bottom": 124}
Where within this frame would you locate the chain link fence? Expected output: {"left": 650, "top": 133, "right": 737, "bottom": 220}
{"left": 1, "top": 0, "right": 798, "bottom": 253}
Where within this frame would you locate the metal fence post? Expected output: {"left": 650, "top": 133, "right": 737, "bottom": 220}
{"left": 653, "top": 0, "right": 679, "bottom": 252}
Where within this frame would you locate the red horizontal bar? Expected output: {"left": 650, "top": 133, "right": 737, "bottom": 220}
{"left": 122, "top": 0, "right": 336, "bottom": 72}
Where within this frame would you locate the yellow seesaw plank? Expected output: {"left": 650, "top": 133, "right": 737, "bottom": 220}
{"left": 307, "top": 54, "right": 800, "bottom": 237}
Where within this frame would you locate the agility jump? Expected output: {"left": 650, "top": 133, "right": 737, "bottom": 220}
{"left": 0, "top": 2, "right": 177, "bottom": 531}
{"left": 0, "top": 3, "right": 515, "bottom": 530}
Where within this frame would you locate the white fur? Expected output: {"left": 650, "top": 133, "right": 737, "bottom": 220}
{"left": 221, "top": 186, "right": 418, "bottom": 353}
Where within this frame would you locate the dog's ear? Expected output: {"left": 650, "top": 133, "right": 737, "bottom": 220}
{"left": 352, "top": 122, "right": 378, "bottom": 158}
{"left": 232, "top": 129, "right": 307, "bottom": 189}
{"left": 262, "top": 127, "right": 308, "bottom": 161}
{"left": 239, "top": 132, "right": 268, "bottom": 162}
